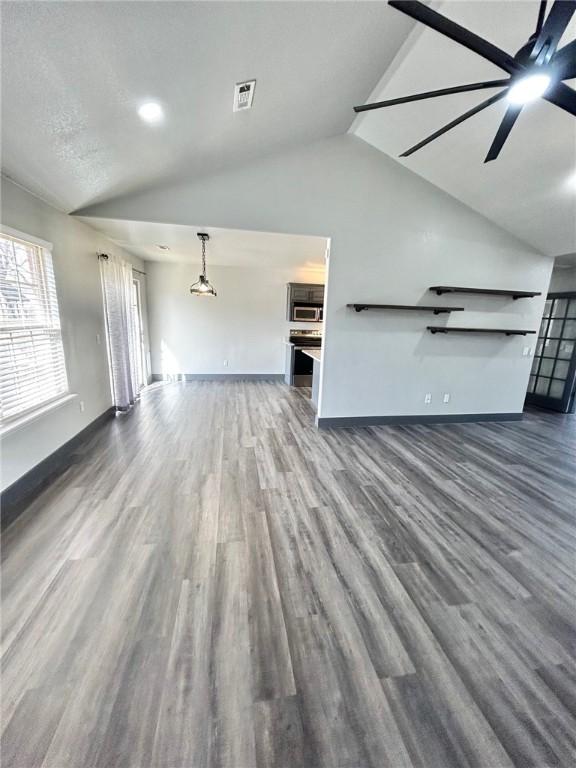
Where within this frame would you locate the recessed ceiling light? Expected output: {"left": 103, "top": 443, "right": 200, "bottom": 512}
{"left": 507, "top": 74, "right": 551, "bottom": 105}
{"left": 156, "top": 244, "right": 170, "bottom": 250}
{"left": 138, "top": 102, "right": 164, "bottom": 124}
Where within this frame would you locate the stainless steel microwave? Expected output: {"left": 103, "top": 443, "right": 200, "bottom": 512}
{"left": 293, "top": 305, "right": 322, "bottom": 322}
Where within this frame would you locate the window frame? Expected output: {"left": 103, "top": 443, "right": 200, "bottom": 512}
{"left": 0, "top": 226, "right": 71, "bottom": 426}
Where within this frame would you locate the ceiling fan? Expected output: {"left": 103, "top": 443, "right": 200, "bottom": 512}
{"left": 354, "top": 0, "right": 576, "bottom": 162}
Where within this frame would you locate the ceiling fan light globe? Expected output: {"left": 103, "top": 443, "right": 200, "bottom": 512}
{"left": 507, "top": 73, "right": 551, "bottom": 105}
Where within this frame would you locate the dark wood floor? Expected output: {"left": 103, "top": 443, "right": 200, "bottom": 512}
{"left": 2, "top": 382, "right": 575, "bottom": 768}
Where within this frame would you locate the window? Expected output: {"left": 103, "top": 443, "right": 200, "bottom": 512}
{"left": 0, "top": 230, "right": 69, "bottom": 424}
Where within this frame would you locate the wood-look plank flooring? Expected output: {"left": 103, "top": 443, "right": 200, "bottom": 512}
{"left": 2, "top": 381, "right": 575, "bottom": 768}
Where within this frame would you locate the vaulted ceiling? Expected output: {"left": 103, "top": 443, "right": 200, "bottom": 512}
{"left": 2, "top": 1, "right": 575, "bottom": 258}
{"left": 352, "top": 0, "right": 576, "bottom": 258}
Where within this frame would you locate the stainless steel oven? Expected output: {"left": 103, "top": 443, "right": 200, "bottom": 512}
{"left": 286, "top": 330, "right": 322, "bottom": 387}
{"left": 292, "top": 305, "right": 322, "bottom": 322}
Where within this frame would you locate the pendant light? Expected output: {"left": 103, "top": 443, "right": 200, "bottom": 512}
{"left": 190, "top": 232, "right": 217, "bottom": 297}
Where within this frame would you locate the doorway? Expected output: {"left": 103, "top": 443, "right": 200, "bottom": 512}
{"left": 525, "top": 292, "right": 576, "bottom": 413}
{"left": 131, "top": 277, "right": 148, "bottom": 391}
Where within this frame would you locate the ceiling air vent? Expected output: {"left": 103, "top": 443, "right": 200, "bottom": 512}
{"left": 233, "top": 80, "right": 256, "bottom": 112}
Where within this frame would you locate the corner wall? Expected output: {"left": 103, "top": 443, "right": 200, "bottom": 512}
{"left": 549, "top": 265, "right": 576, "bottom": 293}
{"left": 77, "top": 135, "right": 553, "bottom": 421}
{"left": 1, "top": 176, "right": 148, "bottom": 490}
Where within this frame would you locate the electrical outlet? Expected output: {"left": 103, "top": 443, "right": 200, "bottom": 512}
{"left": 424, "top": 393, "right": 432, "bottom": 405}
{"left": 223, "top": 359, "right": 228, "bottom": 367}
{"left": 96, "top": 333, "right": 101, "bottom": 345}
{"left": 79, "top": 400, "right": 85, "bottom": 413}
{"left": 443, "top": 393, "right": 450, "bottom": 404}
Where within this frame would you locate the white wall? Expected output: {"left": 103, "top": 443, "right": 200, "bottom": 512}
{"left": 79, "top": 134, "right": 553, "bottom": 420}
{"left": 147, "top": 261, "right": 324, "bottom": 376}
{"left": 1, "top": 176, "right": 147, "bottom": 490}
{"left": 549, "top": 265, "right": 576, "bottom": 293}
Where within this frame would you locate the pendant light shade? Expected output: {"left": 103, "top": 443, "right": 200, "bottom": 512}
{"left": 190, "top": 233, "right": 217, "bottom": 297}
{"left": 190, "top": 274, "right": 217, "bottom": 296}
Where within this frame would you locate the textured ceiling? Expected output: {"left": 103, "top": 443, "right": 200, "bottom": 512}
{"left": 77, "top": 217, "right": 328, "bottom": 270}
{"left": 1, "top": 0, "right": 413, "bottom": 212}
{"left": 352, "top": 0, "right": 576, "bottom": 258}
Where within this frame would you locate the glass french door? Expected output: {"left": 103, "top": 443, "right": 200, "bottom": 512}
{"left": 526, "top": 292, "right": 576, "bottom": 413}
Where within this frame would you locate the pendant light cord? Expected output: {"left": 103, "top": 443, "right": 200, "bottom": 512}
{"left": 201, "top": 235, "right": 207, "bottom": 278}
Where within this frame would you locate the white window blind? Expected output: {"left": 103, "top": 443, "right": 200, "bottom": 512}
{"left": 0, "top": 231, "right": 69, "bottom": 423}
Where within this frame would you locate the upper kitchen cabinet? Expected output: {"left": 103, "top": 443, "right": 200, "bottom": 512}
{"left": 287, "top": 282, "right": 325, "bottom": 322}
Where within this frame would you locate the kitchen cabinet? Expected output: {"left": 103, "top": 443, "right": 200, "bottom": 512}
{"left": 287, "top": 283, "right": 324, "bottom": 303}
{"left": 286, "top": 282, "right": 325, "bottom": 321}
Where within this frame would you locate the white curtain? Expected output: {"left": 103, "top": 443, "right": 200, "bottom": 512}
{"left": 100, "top": 255, "right": 139, "bottom": 410}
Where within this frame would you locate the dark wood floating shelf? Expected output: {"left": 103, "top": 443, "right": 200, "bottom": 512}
{"left": 347, "top": 303, "right": 465, "bottom": 315}
{"left": 429, "top": 286, "right": 541, "bottom": 300}
{"left": 427, "top": 326, "right": 536, "bottom": 336}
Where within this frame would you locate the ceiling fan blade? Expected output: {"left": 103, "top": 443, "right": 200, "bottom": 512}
{"left": 543, "top": 80, "right": 576, "bottom": 115}
{"left": 553, "top": 39, "right": 576, "bottom": 80}
{"left": 535, "top": 1, "right": 548, "bottom": 35}
{"left": 530, "top": 0, "right": 576, "bottom": 62}
{"left": 400, "top": 90, "right": 507, "bottom": 158}
{"left": 484, "top": 104, "right": 522, "bottom": 162}
{"left": 388, "top": 1, "right": 520, "bottom": 74}
{"left": 354, "top": 79, "right": 510, "bottom": 113}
